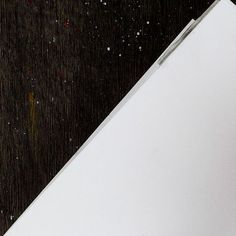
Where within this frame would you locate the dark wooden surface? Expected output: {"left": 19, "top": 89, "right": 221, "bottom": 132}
{"left": 0, "top": 0, "right": 226, "bottom": 234}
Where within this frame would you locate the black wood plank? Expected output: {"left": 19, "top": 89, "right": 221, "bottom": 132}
{"left": 0, "top": 0, "right": 226, "bottom": 234}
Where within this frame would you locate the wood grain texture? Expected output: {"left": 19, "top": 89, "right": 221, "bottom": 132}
{"left": 0, "top": 0, "right": 228, "bottom": 234}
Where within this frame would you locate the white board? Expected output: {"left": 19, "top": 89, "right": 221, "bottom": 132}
{"left": 5, "top": 0, "right": 236, "bottom": 235}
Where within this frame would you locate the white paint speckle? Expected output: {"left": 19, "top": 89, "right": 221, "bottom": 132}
{"left": 146, "top": 21, "right": 150, "bottom": 24}
{"left": 107, "top": 47, "right": 111, "bottom": 51}
{"left": 10, "top": 215, "right": 14, "bottom": 221}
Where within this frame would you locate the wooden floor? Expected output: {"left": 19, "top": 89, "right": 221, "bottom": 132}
{"left": 0, "top": 0, "right": 222, "bottom": 234}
